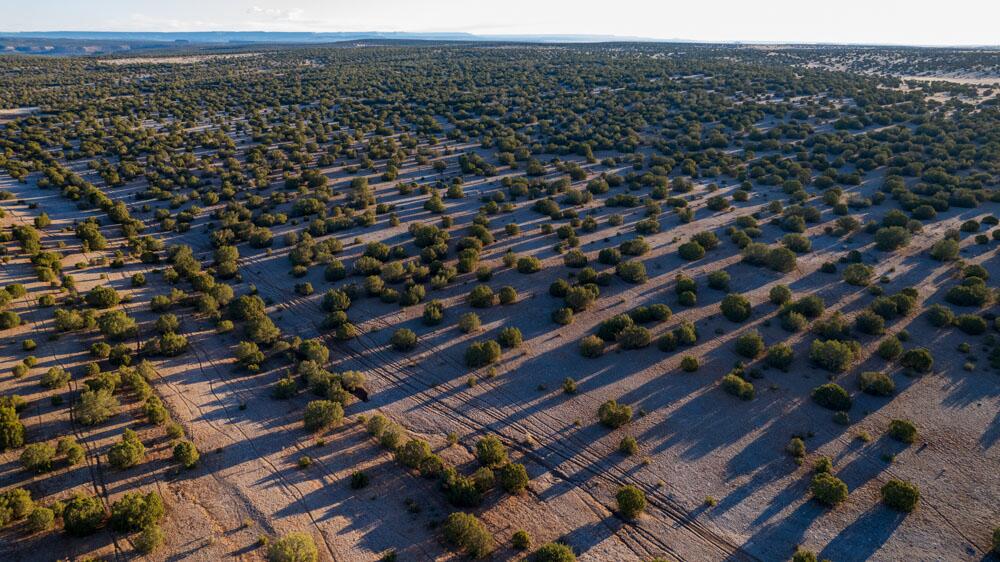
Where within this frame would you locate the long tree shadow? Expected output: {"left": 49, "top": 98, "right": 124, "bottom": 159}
{"left": 819, "top": 506, "right": 906, "bottom": 562}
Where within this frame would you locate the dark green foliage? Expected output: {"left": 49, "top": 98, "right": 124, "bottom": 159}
{"left": 110, "top": 491, "right": 164, "bottom": 532}
{"left": 859, "top": 371, "right": 895, "bottom": 396}
{"left": 721, "top": 373, "right": 754, "bottom": 400}
{"left": 534, "top": 543, "right": 576, "bottom": 562}
{"left": 881, "top": 480, "right": 920, "bottom": 512}
{"left": 62, "top": 494, "right": 106, "bottom": 536}
{"left": 720, "top": 294, "right": 752, "bottom": 322}
{"left": 811, "top": 383, "right": 852, "bottom": 411}
{"left": 888, "top": 419, "right": 917, "bottom": 444}
{"left": 811, "top": 473, "right": 849, "bottom": 507}
{"left": 442, "top": 512, "right": 494, "bottom": 558}
{"left": 465, "top": 340, "right": 501, "bottom": 367}
{"left": 615, "top": 485, "right": 647, "bottom": 519}
{"left": 900, "top": 348, "right": 934, "bottom": 373}
{"left": 390, "top": 328, "right": 418, "bottom": 351}
{"left": 734, "top": 330, "right": 764, "bottom": 358}
{"left": 598, "top": 400, "right": 632, "bottom": 428}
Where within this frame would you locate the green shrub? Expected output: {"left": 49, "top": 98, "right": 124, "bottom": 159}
{"left": 721, "top": 373, "right": 754, "bottom": 400}
{"left": 900, "top": 348, "right": 934, "bottom": 373}
{"left": 516, "top": 256, "right": 542, "bottom": 274}
{"left": 110, "top": 491, "right": 164, "bottom": 532}
{"left": 498, "top": 463, "right": 529, "bottom": 494}
{"left": 617, "top": 325, "right": 651, "bottom": 349}
{"left": 707, "top": 270, "right": 730, "bottom": 291}
{"left": 40, "top": 366, "right": 70, "bottom": 389}
{"left": 842, "top": 263, "right": 873, "bottom": 286}
{"left": 811, "top": 383, "right": 852, "bottom": 411}
{"left": 107, "top": 429, "right": 145, "bottom": 469}
{"left": 877, "top": 337, "right": 903, "bottom": 360}
{"left": 678, "top": 241, "right": 705, "bottom": 260}
{"left": 792, "top": 548, "right": 818, "bottom": 562}
{"left": 888, "top": 419, "right": 917, "bottom": 444}
{"left": 720, "top": 294, "right": 752, "bottom": 322}
{"left": 926, "top": 304, "right": 954, "bottom": 327}
{"left": 534, "top": 542, "right": 576, "bottom": 562}
{"left": 765, "top": 343, "right": 794, "bottom": 371}
{"left": 458, "top": 312, "right": 481, "bottom": 333}
{"left": 350, "top": 470, "right": 370, "bottom": 489}
{"left": 468, "top": 285, "right": 495, "bottom": 308}
{"left": 680, "top": 356, "right": 699, "bottom": 372}
{"left": 809, "top": 339, "right": 859, "bottom": 373}
{"left": 615, "top": 260, "right": 647, "bottom": 284}
{"left": 579, "top": 335, "right": 605, "bottom": 358}
{"left": 734, "top": 330, "right": 765, "bottom": 358}
{"left": 512, "top": 530, "right": 532, "bottom": 550}
{"left": 465, "top": 340, "right": 501, "bottom": 367}
{"left": 475, "top": 436, "right": 508, "bottom": 468}
{"left": 769, "top": 285, "right": 792, "bottom": 305}
{"left": 811, "top": 473, "right": 849, "bottom": 507}
{"left": 881, "top": 479, "right": 920, "bottom": 512}
{"left": 552, "top": 307, "right": 574, "bottom": 325}
{"left": 499, "top": 286, "right": 518, "bottom": 304}
{"left": 267, "top": 532, "right": 319, "bottom": 562}
{"left": 396, "top": 438, "right": 432, "bottom": 468}
{"left": 390, "top": 328, "right": 418, "bottom": 351}
{"left": 598, "top": 400, "right": 632, "bottom": 428}
{"left": 497, "top": 327, "right": 523, "bottom": 348}
{"left": 0, "top": 406, "right": 25, "bottom": 450}
{"left": 442, "top": 512, "right": 494, "bottom": 558}
{"left": 304, "top": 400, "right": 344, "bottom": 432}
{"left": 135, "top": 524, "right": 165, "bottom": 554}
{"left": 173, "top": 440, "right": 200, "bottom": 468}
{"left": 874, "top": 226, "right": 910, "bottom": 251}
{"left": 859, "top": 371, "right": 894, "bottom": 396}
{"left": 616, "top": 485, "right": 647, "bottom": 519}
{"left": 62, "top": 494, "right": 106, "bottom": 536}
{"left": 956, "top": 314, "right": 987, "bottom": 335}
{"left": 855, "top": 310, "right": 885, "bottom": 335}
{"left": 27, "top": 506, "right": 54, "bottom": 533}
{"left": 20, "top": 442, "right": 56, "bottom": 473}
{"left": 786, "top": 437, "right": 806, "bottom": 458}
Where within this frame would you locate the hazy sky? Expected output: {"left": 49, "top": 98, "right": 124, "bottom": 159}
{"left": 4, "top": 0, "right": 999, "bottom": 46}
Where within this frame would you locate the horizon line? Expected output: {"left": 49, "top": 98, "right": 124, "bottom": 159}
{"left": 2, "top": 30, "right": 998, "bottom": 49}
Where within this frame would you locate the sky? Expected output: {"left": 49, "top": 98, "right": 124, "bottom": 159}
{"left": 3, "top": 0, "right": 999, "bottom": 46}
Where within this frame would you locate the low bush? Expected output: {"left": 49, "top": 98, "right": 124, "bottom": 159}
{"left": 720, "top": 294, "right": 752, "bottom": 322}
{"left": 881, "top": 480, "right": 920, "bottom": 512}
{"left": 811, "top": 473, "right": 849, "bottom": 507}
{"left": 811, "top": 383, "right": 852, "bottom": 411}
{"left": 534, "top": 542, "right": 576, "bottom": 562}
{"left": 735, "top": 330, "right": 765, "bottom": 358}
{"left": 900, "top": 348, "right": 934, "bottom": 373}
{"left": 888, "top": 419, "right": 917, "bottom": 444}
{"left": 721, "top": 373, "right": 754, "bottom": 400}
{"left": 267, "top": 532, "right": 319, "bottom": 562}
{"left": 579, "top": 335, "right": 605, "bottom": 358}
{"left": 390, "top": 328, "right": 418, "bottom": 351}
{"left": 859, "top": 371, "right": 894, "bottom": 396}
{"left": 442, "top": 512, "right": 494, "bottom": 558}
{"left": 598, "top": 400, "right": 632, "bottom": 428}
{"left": 465, "top": 340, "right": 501, "bottom": 367}
{"left": 616, "top": 485, "right": 647, "bottom": 519}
